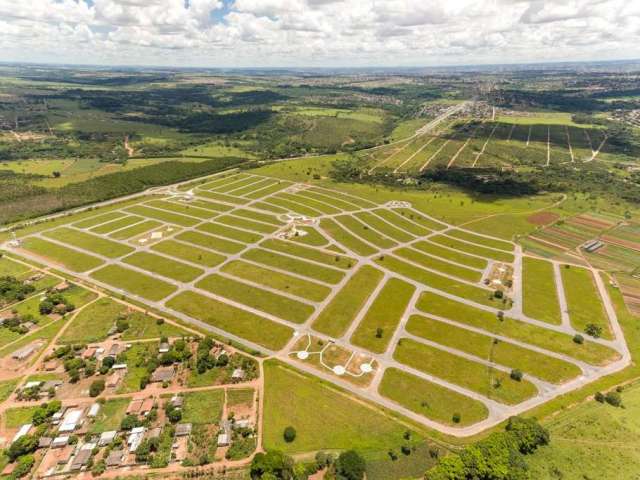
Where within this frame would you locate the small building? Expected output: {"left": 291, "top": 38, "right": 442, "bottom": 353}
{"left": 87, "top": 403, "right": 101, "bottom": 418}
{"left": 234, "top": 419, "right": 252, "bottom": 430}
{"left": 58, "top": 409, "right": 83, "bottom": 433}
{"left": 51, "top": 408, "right": 67, "bottom": 425}
{"left": 217, "top": 419, "right": 232, "bottom": 446}
{"left": 170, "top": 395, "right": 183, "bottom": 409}
{"left": 12, "top": 344, "right": 38, "bottom": 361}
{"left": 70, "top": 449, "right": 92, "bottom": 471}
{"left": 21, "top": 321, "right": 35, "bottom": 331}
{"left": 106, "top": 369, "right": 125, "bottom": 388}
{"left": 140, "top": 398, "right": 154, "bottom": 416}
{"left": 106, "top": 449, "right": 125, "bottom": 468}
{"left": 43, "top": 360, "right": 59, "bottom": 371}
{"left": 217, "top": 432, "right": 230, "bottom": 447}
{"left": 158, "top": 342, "right": 170, "bottom": 354}
{"left": 583, "top": 239, "right": 604, "bottom": 253}
{"left": 127, "top": 427, "right": 146, "bottom": 452}
{"left": 126, "top": 399, "right": 144, "bottom": 416}
{"left": 1, "top": 463, "right": 15, "bottom": 476}
{"left": 151, "top": 366, "right": 175, "bottom": 383}
{"left": 231, "top": 368, "right": 246, "bottom": 381}
{"left": 42, "top": 380, "right": 63, "bottom": 391}
{"left": 54, "top": 281, "right": 70, "bottom": 292}
{"left": 52, "top": 436, "right": 70, "bottom": 449}
{"left": 56, "top": 446, "right": 74, "bottom": 465}
{"left": 12, "top": 423, "right": 32, "bottom": 443}
{"left": 22, "top": 381, "right": 42, "bottom": 390}
{"left": 82, "top": 347, "right": 97, "bottom": 360}
{"left": 175, "top": 423, "right": 192, "bottom": 437}
{"left": 39, "top": 436, "right": 53, "bottom": 448}
{"left": 107, "top": 343, "right": 123, "bottom": 358}
{"left": 98, "top": 431, "right": 117, "bottom": 447}
{"left": 111, "top": 363, "right": 128, "bottom": 370}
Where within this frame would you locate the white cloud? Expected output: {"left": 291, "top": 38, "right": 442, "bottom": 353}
{"left": 0, "top": 0, "right": 637, "bottom": 67}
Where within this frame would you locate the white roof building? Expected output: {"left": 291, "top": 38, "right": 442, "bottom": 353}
{"left": 12, "top": 424, "right": 32, "bottom": 443}
{"left": 127, "top": 427, "right": 146, "bottom": 452}
{"left": 98, "top": 431, "right": 117, "bottom": 447}
{"left": 58, "top": 409, "right": 83, "bottom": 433}
{"left": 87, "top": 404, "right": 101, "bottom": 418}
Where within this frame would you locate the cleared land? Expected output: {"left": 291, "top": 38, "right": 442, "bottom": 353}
{"left": 522, "top": 257, "right": 562, "bottom": 324}
{"left": 91, "top": 264, "right": 177, "bottom": 301}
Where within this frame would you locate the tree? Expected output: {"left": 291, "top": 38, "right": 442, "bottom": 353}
{"left": 510, "top": 369, "right": 523, "bottom": 382}
{"left": 573, "top": 334, "right": 584, "bottom": 344}
{"left": 250, "top": 451, "right": 295, "bottom": 479}
{"left": 121, "top": 415, "right": 141, "bottom": 430}
{"left": 12, "top": 454, "right": 35, "bottom": 478}
{"left": 605, "top": 391, "right": 622, "bottom": 407}
{"left": 283, "top": 426, "right": 296, "bottom": 443}
{"left": 89, "top": 379, "right": 105, "bottom": 397}
{"left": 7, "top": 435, "right": 38, "bottom": 461}
{"left": 505, "top": 416, "right": 550, "bottom": 454}
{"left": 335, "top": 450, "right": 366, "bottom": 480}
{"left": 595, "top": 391, "right": 605, "bottom": 403}
{"left": 585, "top": 323, "right": 603, "bottom": 338}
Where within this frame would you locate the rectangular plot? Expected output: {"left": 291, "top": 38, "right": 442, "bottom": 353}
{"left": 73, "top": 211, "right": 125, "bottom": 229}
{"left": 242, "top": 248, "right": 344, "bottom": 284}
{"left": 309, "top": 187, "right": 376, "bottom": 209}
{"left": 430, "top": 235, "right": 514, "bottom": 263}
{"left": 232, "top": 209, "right": 282, "bottom": 226}
{"left": 197, "top": 189, "right": 250, "bottom": 205}
{"left": 388, "top": 135, "right": 435, "bottom": 169}
{"left": 221, "top": 260, "right": 331, "bottom": 302}
{"left": 281, "top": 192, "right": 342, "bottom": 215}
{"left": 394, "top": 338, "right": 537, "bottom": 405}
{"left": 110, "top": 220, "right": 161, "bottom": 240}
{"left": 320, "top": 219, "right": 377, "bottom": 256}
{"left": 251, "top": 201, "right": 289, "bottom": 214}
{"left": 21, "top": 237, "right": 103, "bottom": 272}
{"left": 354, "top": 212, "right": 414, "bottom": 242}
{"left": 522, "top": 257, "right": 562, "bottom": 324}
{"left": 561, "top": 265, "right": 611, "bottom": 339}
{"left": 197, "top": 222, "right": 262, "bottom": 244}
{"left": 90, "top": 215, "right": 143, "bottom": 235}
{"left": 391, "top": 208, "right": 445, "bottom": 231}
{"left": 335, "top": 215, "right": 396, "bottom": 249}
{"left": 215, "top": 215, "right": 278, "bottom": 234}
{"left": 176, "top": 231, "right": 245, "bottom": 254}
{"left": 446, "top": 229, "right": 513, "bottom": 252}
{"left": 379, "top": 368, "right": 488, "bottom": 426}
{"left": 199, "top": 173, "right": 243, "bottom": 190}
{"left": 126, "top": 205, "right": 200, "bottom": 227}
{"left": 394, "top": 247, "right": 482, "bottom": 283}
{"left": 44, "top": 227, "right": 133, "bottom": 258}
{"left": 411, "top": 136, "right": 448, "bottom": 171}
{"left": 151, "top": 240, "right": 225, "bottom": 268}
{"left": 351, "top": 278, "right": 415, "bottom": 353}
{"left": 91, "top": 264, "right": 177, "bottom": 301}
{"left": 214, "top": 176, "right": 261, "bottom": 193}
{"left": 372, "top": 209, "right": 431, "bottom": 237}
{"left": 123, "top": 251, "right": 203, "bottom": 283}
{"left": 427, "top": 138, "right": 464, "bottom": 168}
{"left": 413, "top": 241, "right": 487, "bottom": 270}
{"left": 244, "top": 181, "right": 291, "bottom": 200}
{"left": 406, "top": 315, "right": 580, "bottom": 384}
{"left": 188, "top": 199, "right": 232, "bottom": 213}
{"left": 415, "top": 291, "right": 617, "bottom": 366}
{"left": 268, "top": 196, "right": 323, "bottom": 217}
{"left": 168, "top": 291, "right": 293, "bottom": 350}
{"left": 376, "top": 255, "right": 494, "bottom": 307}
{"left": 296, "top": 190, "right": 360, "bottom": 212}
{"left": 197, "top": 274, "right": 313, "bottom": 324}
{"left": 312, "top": 265, "right": 384, "bottom": 337}
{"left": 260, "top": 238, "right": 354, "bottom": 269}
{"left": 228, "top": 178, "right": 275, "bottom": 196}
{"left": 145, "top": 200, "right": 215, "bottom": 219}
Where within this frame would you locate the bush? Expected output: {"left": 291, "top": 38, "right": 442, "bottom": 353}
{"left": 12, "top": 454, "right": 35, "bottom": 478}
{"left": 452, "top": 413, "right": 461, "bottom": 424}
{"left": 605, "top": 391, "right": 622, "bottom": 407}
{"left": 283, "top": 426, "right": 296, "bottom": 443}
{"left": 595, "top": 391, "right": 605, "bottom": 403}
{"left": 585, "top": 323, "right": 603, "bottom": 338}
{"left": 89, "top": 379, "right": 105, "bottom": 397}
{"left": 573, "top": 334, "right": 584, "bottom": 344}
{"left": 505, "top": 416, "right": 550, "bottom": 454}
{"left": 510, "top": 369, "right": 523, "bottom": 382}
{"left": 336, "top": 450, "right": 366, "bottom": 480}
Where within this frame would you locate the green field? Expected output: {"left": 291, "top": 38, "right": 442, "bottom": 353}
{"left": 123, "top": 251, "right": 204, "bottom": 282}
{"left": 242, "top": 248, "right": 345, "bottom": 284}
{"left": 196, "top": 273, "right": 314, "bottom": 323}
{"left": 260, "top": 239, "right": 355, "bottom": 269}
{"left": 429, "top": 235, "right": 515, "bottom": 263}
{"left": 561, "top": 265, "right": 612, "bottom": 339}
{"left": 43, "top": 227, "right": 134, "bottom": 258}
{"left": 379, "top": 368, "right": 489, "bottom": 426}
{"left": 59, "top": 297, "right": 122, "bottom": 343}
{"left": 176, "top": 230, "right": 245, "bottom": 254}
{"left": 119, "top": 342, "right": 158, "bottom": 393}
{"left": 109, "top": 219, "right": 162, "bottom": 240}
{"left": 182, "top": 390, "right": 225, "bottom": 425}
{"left": 394, "top": 338, "right": 538, "bottom": 405}
{"left": 151, "top": 240, "right": 226, "bottom": 267}
{"left": 312, "top": 265, "right": 385, "bottom": 337}
{"left": 221, "top": 260, "right": 330, "bottom": 302}
{"left": 320, "top": 218, "right": 378, "bottom": 256}
{"left": 90, "top": 215, "right": 143, "bottom": 235}
{"left": 0, "top": 257, "right": 31, "bottom": 277}
{"left": 91, "top": 264, "right": 177, "bottom": 301}
{"left": 351, "top": 278, "right": 415, "bottom": 353}
{"left": 21, "top": 237, "right": 104, "bottom": 272}
{"left": 412, "top": 240, "right": 487, "bottom": 270}
{"left": 90, "top": 398, "right": 130, "bottom": 433}
{"left": 522, "top": 257, "right": 562, "bottom": 324}
{"left": 126, "top": 205, "right": 200, "bottom": 227}
{"left": 167, "top": 291, "right": 293, "bottom": 350}
{"left": 394, "top": 247, "right": 482, "bottom": 282}
{"left": 197, "top": 221, "right": 262, "bottom": 244}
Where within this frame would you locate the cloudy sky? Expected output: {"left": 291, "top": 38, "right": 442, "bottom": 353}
{"left": 1, "top": 0, "right": 639, "bottom": 68}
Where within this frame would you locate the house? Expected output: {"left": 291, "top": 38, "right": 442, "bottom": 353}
{"left": 234, "top": 419, "right": 252, "bottom": 429}
{"left": 39, "top": 436, "right": 53, "bottom": 448}
{"left": 175, "top": 423, "right": 192, "bottom": 437}
{"left": 106, "top": 449, "right": 125, "bottom": 468}
{"left": 87, "top": 403, "right": 101, "bottom": 418}
{"left": 140, "top": 398, "right": 154, "bottom": 416}
{"left": 170, "top": 395, "right": 183, "bottom": 409}
{"left": 126, "top": 399, "right": 144, "bottom": 416}
{"left": 43, "top": 360, "right": 59, "bottom": 371}
{"left": 98, "top": 431, "right": 117, "bottom": 447}
{"left": 54, "top": 281, "right": 70, "bottom": 292}
{"left": 231, "top": 368, "right": 246, "bottom": 381}
{"left": 12, "top": 424, "right": 32, "bottom": 443}
{"left": 58, "top": 409, "right": 83, "bottom": 433}
{"left": 583, "top": 239, "right": 604, "bottom": 253}
{"left": 107, "top": 343, "right": 123, "bottom": 358}
{"left": 82, "top": 347, "right": 97, "bottom": 360}
{"left": 51, "top": 408, "right": 67, "bottom": 425}
{"left": 127, "top": 427, "right": 146, "bottom": 452}
{"left": 217, "top": 419, "right": 232, "bottom": 446}
{"left": 106, "top": 369, "right": 126, "bottom": 388}
{"left": 159, "top": 342, "right": 170, "bottom": 354}
{"left": 52, "top": 436, "right": 70, "bottom": 449}
{"left": 22, "top": 381, "right": 42, "bottom": 390}
{"left": 42, "top": 380, "right": 63, "bottom": 392}
{"left": 21, "top": 321, "right": 35, "bottom": 331}
{"left": 151, "top": 366, "right": 175, "bottom": 383}
{"left": 111, "top": 363, "right": 128, "bottom": 370}
{"left": 12, "top": 344, "right": 38, "bottom": 360}
{"left": 70, "top": 449, "right": 92, "bottom": 471}
{"left": 56, "top": 446, "right": 74, "bottom": 465}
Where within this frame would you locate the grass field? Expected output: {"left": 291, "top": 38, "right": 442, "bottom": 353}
{"left": 412, "top": 240, "right": 488, "bottom": 270}
{"left": 415, "top": 291, "right": 618, "bottom": 366}
{"left": 182, "top": 390, "right": 225, "bottom": 425}
{"left": 394, "top": 338, "right": 538, "bottom": 405}
{"left": 522, "top": 257, "right": 562, "bottom": 324}
{"left": 197, "top": 222, "right": 262, "bottom": 244}
{"left": 351, "top": 278, "right": 415, "bottom": 353}
{"left": 394, "top": 247, "right": 482, "bottom": 282}
{"left": 320, "top": 218, "right": 378, "bottom": 256}
{"left": 242, "top": 248, "right": 345, "bottom": 284}
{"left": 227, "top": 388, "right": 255, "bottom": 408}
{"left": 176, "top": 230, "right": 245, "bottom": 254}
{"left": 4, "top": 406, "right": 38, "bottom": 428}
{"left": 196, "top": 273, "right": 314, "bottom": 323}
{"left": 21, "top": 237, "right": 104, "bottom": 272}
{"left": 59, "top": 297, "right": 122, "bottom": 343}
{"left": 561, "top": 265, "right": 612, "bottom": 339}
{"left": 91, "top": 264, "right": 177, "bottom": 301}
{"left": 43, "top": 227, "right": 134, "bottom": 258}
{"left": 221, "top": 260, "right": 331, "bottom": 302}
{"left": 0, "top": 379, "right": 18, "bottom": 403}
{"left": 429, "top": 235, "right": 515, "bottom": 263}
{"left": 0, "top": 257, "right": 31, "bottom": 277}
{"left": 151, "top": 240, "right": 226, "bottom": 267}
{"left": 121, "top": 313, "right": 189, "bottom": 340}
{"left": 90, "top": 398, "right": 130, "bottom": 433}
{"left": 406, "top": 315, "right": 581, "bottom": 384}
{"left": 379, "top": 368, "right": 489, "bottom": 426}
{"left": 74, "top": 211, "right": 125, "bottom": 229}
{"left": 109, "top": 219, "right": 162, "bottom": 240}
{"left": 263, "top": 360, "right": 423, "bottom": 454}
{"left": 122, "top": 251, "right": 204, "bottom": 282}
{"left": 126, "top": 205, "right": 200, "bottom": 227}
{"left": 312, "top": 265, "right": 385, "bottom": 337}
{"left": 90, "top": 215, "right": 143, "bottom": 235}
{"left": 260, "top": 239, "right": 355, "bottom": 270}
{"left": 167, "top": 291, "right": 293, "bottom": 350}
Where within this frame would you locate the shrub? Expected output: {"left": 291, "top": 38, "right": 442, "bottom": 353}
{"left": 573, "top": 334, "right": 584, "bottom": 344}
{"left": 585, "top": 323, "right": 603, "bottom": 338}
{"left": 605, "top": 391, "right": 622, "bottom": 407}
{"left": 510, "top": 369, "right": 523, "bottom": 382}
{"left": 595, "top": 391, "right": 605, "bottom": 403}
{"left": 89, "top": 379, "right": 105, "bottom": 397}
{"left": 336, "top": 450, "right": 366, "bottom": 480}
{"left": 283, "top": 426, "right": 296, "bottom": 443}
{"left": 452, "top": 412, "right": 461, "bottom": 424}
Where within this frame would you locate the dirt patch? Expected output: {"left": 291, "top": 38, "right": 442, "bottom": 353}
{"left": 527, "top": 212, "right": 560, "bottom": 226}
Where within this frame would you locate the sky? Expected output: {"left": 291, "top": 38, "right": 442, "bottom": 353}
{"left": 1, "top": 0, "right": 639, "bottom": 68}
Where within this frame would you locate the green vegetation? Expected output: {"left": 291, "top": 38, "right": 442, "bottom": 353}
{"left": 125, "top": 204, "right": 200, "bottom": 227}
{"left": 176, "top": 230, "right": 245, "bottom": 254}
{"left": 412, "top": 240, "right": 487, "bottom": 270}
{"left": 167, "top": 291, "right": 293, "bottom": 350}
{"left": 523, "top": 257, "right": 562, "bottom": 324}
{"left": 43, "top": 227, "right": 134, "bottom": 258}
{"left": 122, "top": 251, "right": 204, "bottom": 282}
{"left": 429, "top": 235, "right": 515, "bottom": 263}
{"left": 561, "top": 265, "right": 611, "bottom": 339}
{"left": 151, "top": 239, "right": 226, "bottom": 267}
{"left": 182, "top": 390, "right": 225, "bottom": 424}
{"left": 394, "top": 338, "right": 538, "bottom": 405}
{"left": 242, "top": 248, "right": 345, "bottom": 284}
{"left": 91, "top": 264, "right": 177, "bottom": 301}
{"left": 394, "top": 247, "right": 482, "bottom": 282}
{"left": 59, "top": 297, "right": 122, "bottom": 343}
{"left": 90, "top": 215, "right": 143, "bottom": 234}
{"left": 21, "top": 237, "right": 103, "bottom": 272}
{"left": 313, "top": 265, "right": 384, "bottom": 337}
{"left": 260, "top": 238, "right": 355, "bottom": 269}
{"left": 321, "top": 218, "right": 378, "bottom": 256}
{"left": 197, "top": 221, "right": 262, "bottom": 243}
{"left": 109, "top": 219, "right": 162, "bottom": 240}
{"left": 351, "top": 278, "right": 415, "bottom": 353}
{"left": 379, "top": 368, "right": 489, "bottom": 426}
{"left": 0, "top": 257, "right": 30, "bottom": 277}
{"left": 227, "top": 388, "right": 255, "bottom": 407}
{"left": 0, "top": 379, "right": 18, "bottom": 402}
